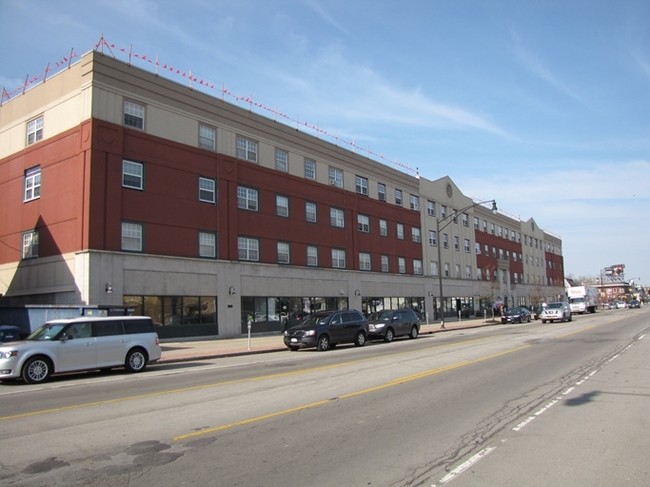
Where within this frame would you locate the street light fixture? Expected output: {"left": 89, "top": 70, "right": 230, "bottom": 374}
{"left": 436, "top": 199, "right": 497, "bottom": 328}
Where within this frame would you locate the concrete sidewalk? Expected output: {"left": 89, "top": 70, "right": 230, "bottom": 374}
{"left": 157, "top": 317, "right": 499, "bottom": 364}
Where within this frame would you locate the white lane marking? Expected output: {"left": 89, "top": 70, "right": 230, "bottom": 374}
{"left": 435, "top": 446, "right": 497, "bottom": 485}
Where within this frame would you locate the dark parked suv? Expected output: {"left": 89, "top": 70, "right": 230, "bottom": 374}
{"left": 367, "top": 309, "right": 420, "bottom": 342}
{"left": 283, "top": 309, "right": 368, "bottom": 351}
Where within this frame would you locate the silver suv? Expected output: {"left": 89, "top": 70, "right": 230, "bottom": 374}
{"left": 0, "top": 316, "right": 161, "bottom": 384}
{"left": 540, "top": 302, "right": 572, "bottom": 323}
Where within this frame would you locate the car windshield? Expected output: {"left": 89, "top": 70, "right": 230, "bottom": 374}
{"left": 377, "top": 311, "right": 394, "bottom": 322}
{"left": 302, "top": 313, "right": 331, "bottom": 327}
{"left": 547, "top": 303, "right": 563, "bottom": 309}
{"left": 27, "top": 323, "right": 67, "bottom": 341}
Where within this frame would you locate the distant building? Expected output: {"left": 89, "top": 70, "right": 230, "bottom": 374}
{"left": 0, "top": 51, "right": 565, "bottom": 338}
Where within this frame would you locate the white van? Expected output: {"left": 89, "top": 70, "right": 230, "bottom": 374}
{"left": 0, "top": 316, "right": 161, "bottom": 384}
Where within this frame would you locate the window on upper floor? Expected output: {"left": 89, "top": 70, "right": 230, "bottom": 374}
{"left": 330, "top": 207, "right": 345, "bottom": 228}
{"left": 198, "top": 231, "right": 216, "bottom": 258}
{"left": 428, "top": 230, "right": 437, "bottom": 246}
{"left": 26, "top": 115, "right": 44, "bottom": 145}
{"left": 236, "top": 136, "right": 258, "bottom": 162}
{"left": 199, "top": 124, "right": 216, "bottom": 150}
{"left": 275, "top": 148, "right": 289, "bottom": 172}
{"left": 358, "top": 214, "right": 370, "bottom": 233}
{"left": 276, "top": 195, "right": 289, "bottom": 217}
{"left": 22, "top": 230, "right": 39, "bottom": 259}
{"left": 355, "top": 176, "right": 368, "bottom": 196}
{"left": 381, "top": 255, "right": 389, "bottom": 272}
{"left": 396, "top": 223, "right": 404, "bottom": 240}
{"left": 304, "top": 158, "right": 316, "bottom": 180}
{"left": 427, "top": 200, "right": 435, "bottom": 217}
{"left": 443, "top": 233, "right": 449, "bottom": 249}
{"left": 430, "top": 260, "right": 439, "bottom": 277}
{"left": 377, "top": 183, "right": 386, "bottom": 201}
{"left": 413, "top": 259, "right": 423, "bottom": 275}
{"left": 462, "top": 213, "right": 469, "bottom": 227}
{"left": 441, "top": 205, "right": 447, "bottom": 219}
{"left": 122, "top": 160, "right": 144, "bottom": 190}
{"left": 121, "top": 222, "right": 143, "bottom": 252}
{"left": 398, "top": 257, "right": 406, "bottom": 274}
{"left": 464, "top": 238, "right": 471, "bottom": 252}
{"left": 359, "top": 252, "right": 371, "bottom": 271}
{"left": 329, "top": 167, "right": 343, "bottom": 188}
{"left": 395, "top": 189, "right": 403, "bottom": 206}
{"left": 198, "top": 177, "right": 216, "bottom": 203}
{"left": 475, "top": 242, "right": 481, "bottom": 254}
{"left": 412, "top": 227, "right": 421, "bottom": 243}
{"left": 237, "top": 186, "right": 259, "bottom": 211}
{"left": 379, "top": 219, "right": 388, "bottom": 236}
{"left": 277, "top": 242, "right": 290, "bottom": 264}
{"left": 474, "top": 216, "right": 479, "bottom": 229}
{"left": 307, "top": 246, "right": 318, "bottom": 267}
{"left": 454, "top": 236, "right": 460, "bottom": 251}
{"left": 305, "top": 201, "right": 317, "bottom": 223}
{"left": 238, "top": 237, "right": 259, "bottom": 261}
{"left": 465, "top": 265, "right": 472, "bottom": 279}
{"left": 123, "top": 100, "right": 145, "bottom": 130}
{"left": 409, "top": 194, "right": 420, "bottom": 211}
{"left": 331, "top": 249, "right": 346, "bottom": 269}
{"left": 24, "top": 166, "right": 41, "bottom": 202}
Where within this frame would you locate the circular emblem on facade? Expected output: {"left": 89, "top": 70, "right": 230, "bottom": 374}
{"left": 446, "top": 183, "right": 452, "bottom": 198}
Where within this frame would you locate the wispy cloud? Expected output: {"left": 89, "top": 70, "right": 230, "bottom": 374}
{"left": 632, "top": 49, "right": 650, "bottom": 79}
{"left": 303, "top": 0, "right": 350, "bottom": 36}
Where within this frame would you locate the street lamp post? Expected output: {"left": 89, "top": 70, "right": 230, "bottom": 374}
{"left": 436, "top": 199, "right": 498, "bottom": 329}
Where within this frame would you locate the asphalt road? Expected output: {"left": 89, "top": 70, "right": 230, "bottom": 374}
{"left": 1, "top": 307, "right": 648, "bottom": 486}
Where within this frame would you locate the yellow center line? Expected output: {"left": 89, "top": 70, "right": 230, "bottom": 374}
{"left": 173, "top": 343, "right": 532, "bottom": 441}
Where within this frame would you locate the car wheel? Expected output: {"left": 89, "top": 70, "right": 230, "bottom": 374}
{"left": 317, "top": 334, "right": 330, "bottom": 351}
{"left": 125, "top": 348, "right": 148, "bottom": 373}
{"left": 354, "top": 331, "right": 366, "bottom": 347}
{"left": 409, "top": 326, "right": 419, "bottom": 339}
{"left": 527, "top": 315, "right": 531, "bottom": 322}
{"left": 288, "top": 346, "right": 299, "bottom": 352}
{"left": 567, "top": 314, "right": 572, "bottom": 322}
{"left": 21, "top": 356, "right": 52, "bottom": 384}
{"left": 384, "top": 328, "right": 394, "bottom": 343}
{"left": 542, "top": 319, "right": 546, "bottom": 324}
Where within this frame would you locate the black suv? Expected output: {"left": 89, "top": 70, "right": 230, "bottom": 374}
{"left": 367, "top": 309, "right": 420, "bottom": 342}
{"left": 283, "top": 310, "right": 368, "bottom": 351}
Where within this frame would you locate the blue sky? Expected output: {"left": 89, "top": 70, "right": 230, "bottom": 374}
{"left": 1, "top": 0, "right": 649, "bottom": 284}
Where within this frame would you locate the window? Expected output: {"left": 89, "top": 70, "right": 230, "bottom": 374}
{"left": 22, "top": 230, "right": 39, "bottom": 259}
{"left": 378, "top": 183, "right": 386, "bottom": 201}
{"left": 443, "top": 233, "right": 449, "bottom": 249}
{"left": 381, "top": 255, "right": 389, "bottom": 272}
{"left": 330, "top": 208, "right": 345, "bottom": 228}
{"left": 24, "top": 166, "right": 41, "bottom": 201}
{"left": 355, "top": 176, "right": 368, "bottom": 195}
{"left": 396, "top": 223, "right": 404, "bottom": 240}
{"left": 198, "top": 177, "right": 216, "bottom": 203}
{"left": 275, "top": 148, "right": 289, "bottom": 172}
{"left": 332, "top": 249, "right": 346, "bottom": 269}
{"left": 474, "top": 216, "right": 479, "bottom": 229}
{"left": 465, "top": 265, "right": 472, "bottom": 279}
{"left": 121, "top": 222, "right": 143, "bottom": 252}
{"left": 307, "top": 246, "right": 318, "bottom": 266}
{"left": 199, "top": 124, "right": 216, "bottom": 150}
{"left": 305, "top": 201, "right": 317, "bottom": 223}
{"left": 477, "top": 267, "right": 483, "bottom": 280}
{"left": 398, "top": 257, "right": 406, "bottom": 274}
{"left": 455, "top": 264, "right": 461, "bottom": 278}
{"left": 452, "top": 211, "right": 458, "bottom": 224}
{"left": 454, "top": 236, "right": 460, "bottom": 251}
{"left": 475, "top": 242, "right": 481, "bottom": 254}
{"left": 409, "top": 194, "right": 420, "bottom": 210}
{"left": 329, "top": 167, "right": 343, "bottom": 188}
{"left": 358, "top": 214, "right": 370, "bottom": 232}
{"left": 462, "top": 213, "right": 469, "bottom": 227}
{"left": 427, "top": 200, "right": 435, "bottom": 217}
{"left": 464, "top": 238, "right": 470, "bottom": 253}
{"left": 276, "top": 195, "right": 289, "bottom": 217}
{"left": 412, "top": 227, "right": 421, "bottom": 243}
{"left": 441, "top": 205, "right": 447, "bottom": 219}
{"left": 413, "top": 259, "right": 423, "bottom": 275}
{"left": 483, "top": 220, "right": 487, "bottom": 232}
{"left": 236, "top": 136, "right": 258, "bottom": 162}
{"left": 123, "top": 100, "right": 145, "bottom": 129}
{"left": 395, "top": 189, "right": 403, "bottom": 205}
{"left": 26, "top": 116, "right": 43, "bottom": 145}
{"left": 304, "top": 158, "right": 316, "bottom": 179}
{"left": 428, "top": 230, "right": 437, "bottom": 246}
{"left": 277, "top": 242, "right": 290, "bottom": 264}
{"left": 238, "top": 237, "right": 259, "bottom": 261}
{"left": 122, "top": 160, "right": 144, "bottom": 190}
{"left": 237, "top": 186, "right": 258, "bottom": 211}
{"left": 379, "top": 219, "right": 388, "bottom": 236}
{"left": 430, "top": 261, "right": 439, "bottom": 276}
{"left": 199, "top": 232, "right": 216, "bottom": 258}
{"left": 359, "top": 252, "right": 371, "bottom": 271}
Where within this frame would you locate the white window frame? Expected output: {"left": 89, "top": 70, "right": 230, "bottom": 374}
{"left": 276, "top": 195, "right": 289, "bottom": 217}
{"left": 305, "top": 201, "right": 317, "bottom": 223}
{"left": 464, "top": 238, "right": 471, "bottom": 253}
{"left": 199, "top": 124, "right": 216, "bottom": 150}
{"left": 123, "top": 100, "right": 145, "bottom": 129}
{"left": 26, "top": 115, "right": 44, "bottom": 145}
{"left": 238, "top": 237, "right": 259, "bottom": 261}
{"left": 307, "top": 246, "right": 318, "bottom": 266}
{"left": 277, "top": 241, "right": 290, "bottom": 264}
{"left": 379, "top": 219, "right": 388, "bottom": 236}
{"left": 395, "top": 189, "right": 403, "bottom": 205}
{"left": 429, "top": 230, "right": 437, "bottom": 246}
{"left": 462, "top": 213, "right": 469, "bottom": 227}
{"left": 121, "top": 222, "right": 143, "bottom": 252}
{"left": 236, "top": 136, "right": 258, "bottom": 162}
{"left": 275, "top": 148, "right": 289, "bottom": 172}
{"left": 328, "top": 167, "right": 343, "bottom": 188}
{"left": 359, "top": 252, "right": 371, "bottom": 271}
{"left": 381, "top": 255, "right": 389, "bottom": 272}
{"left": 396, "top": 223, "right": 404, "bottom": 240}
{"left": 427, "top": 200, "right": 435, "bottom": 217}
{"left": 413, "top": 259, "right": 423, "bottom": 275}
{"left": 237, "top": 186, "right": 259, "bottom": 211}
{"left": 355, "top": 175, "right": 368, "bottom": 195}
{"left": 398, "top": 257, "right": 406, "bottom": 274}
{"left": 22, "top": 230, "right": 39, "bottom": 259}
{"left": 199, "top": 231, "right": 216, "bottom": 258}
{"left": 377, "top": 183, "right": 386, "bottom": 201}
{"left": 412, "top": 227, "right": 421, "bottom": 243}
{"left": 409, "top": 194, "right": 419, "bottom": 211}
{"left": 465, "top": 265, "right": 472, "bottom": 279}
{"left": 24, "top": 166, "right": 41, "bottom": 202}
{"left": 304, "top": 158, "right": 316, "bottom": 180}
{"left": 357, "top": 214, "right": 370, "bottom": 233}
{"left": 430, "top": 261, "right": 439, "bottom": 277}
{"left": 330, "top": 208, "right": 345, "bottom": 228}
{"left": 122, "top": 160, "right": 144, "bottom": 190}
{"left": 454, "top": 236, "right": 460, "bottom": 251}
{"left": 198, "top": 177, "right": 216, "bottom": 203}
{"left": 332, "top": 249, "right": 346, "bottom": 269}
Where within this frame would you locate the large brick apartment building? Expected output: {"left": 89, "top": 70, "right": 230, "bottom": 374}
{"left": 0, "top": 51, "right": 565, "bottom": 338}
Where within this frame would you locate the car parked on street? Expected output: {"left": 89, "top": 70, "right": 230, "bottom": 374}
{"left": 540, "top": 302, "right": 572, "bottom": 323}
{"left": 628, "top": 300, "right": 641, "bottom": 309}
{"left": 367, "top": 308, "right": 420, "bottom": 342}
{"left": 501, "top": 307, "right": 532, "bottom": 324}
{"left": 283, "top": 309, "right": 368, "bottom": 351}
{"left": 615, "top": 300, "right": 628, "bottom": 309}
{"left": 0, "top": 325, "right": 24, "bottom": 343}
{"left": 0, "top": 316, "right": 161, "bottom": 384}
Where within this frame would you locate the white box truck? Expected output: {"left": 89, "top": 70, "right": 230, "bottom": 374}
{"left": 568, "top": 285, "right": 599, "bottom": 314}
